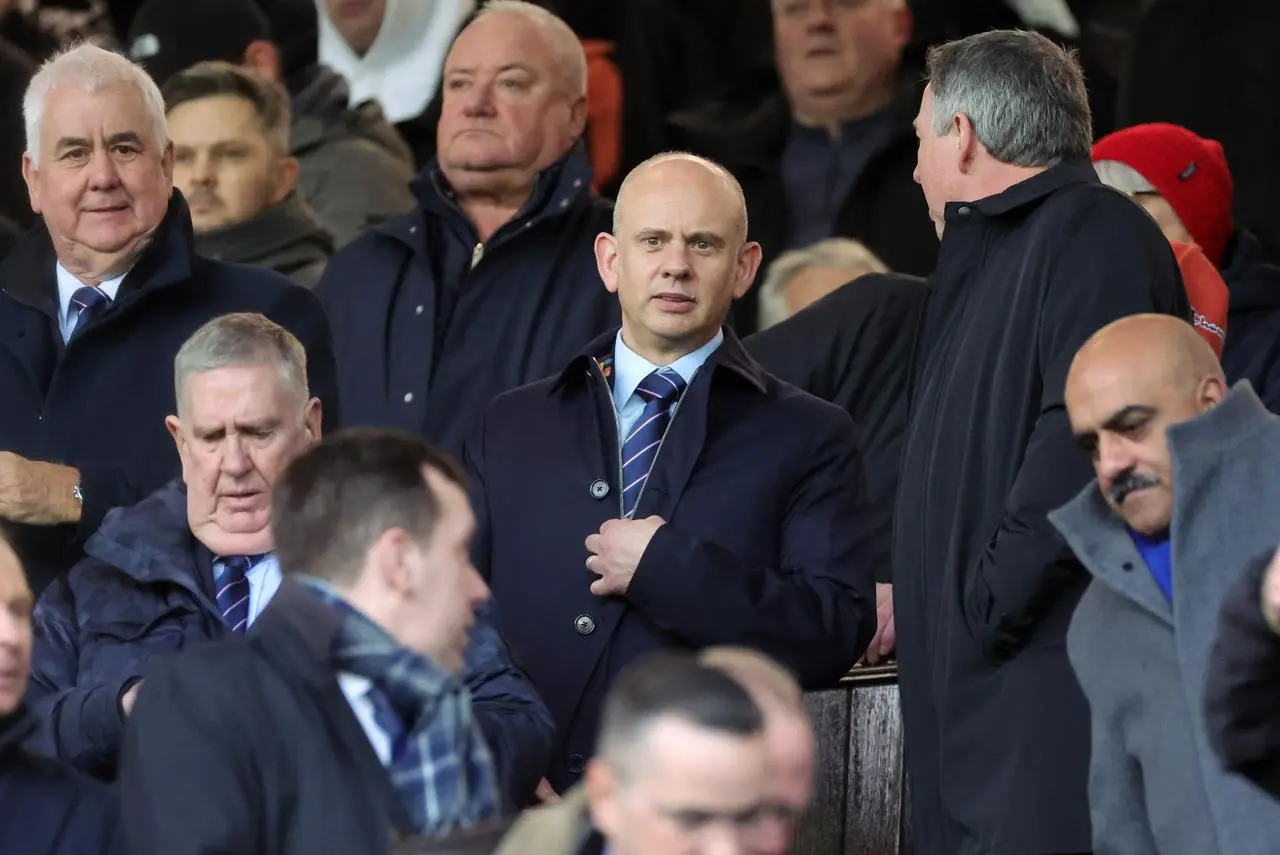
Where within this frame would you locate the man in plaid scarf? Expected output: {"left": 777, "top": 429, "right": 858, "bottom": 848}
{"left": 119, "top": 429, "right": 513, "bottom": 855}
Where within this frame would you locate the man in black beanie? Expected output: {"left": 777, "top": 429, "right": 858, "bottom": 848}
{"left": 127, "top": 0, "right": 416, "bottom": 247}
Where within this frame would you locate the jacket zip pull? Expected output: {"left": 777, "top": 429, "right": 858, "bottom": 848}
{"left": 470, "top": 243, "right": 485, "bottom": 269}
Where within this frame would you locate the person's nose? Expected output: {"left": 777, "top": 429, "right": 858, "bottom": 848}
{"left": 1095, "top": 434, "right": 1137, "bottom": 485}
{"left": 220, "top": 436, "right": 253, "bottom": 478}
{"left": 702, "top": 827, "right": 753, "bottom": 855}
{"left": 657, "top": 245, "right": 694, "bottom": 282}
{"left": 85, "top": 147, "right": 122, "bottom": 192}
{"left": 460, "top": 81, "right": 498, "bottom": 118}
{"left": 466, "top": 563, "right": 490, "bottom": 609}
{"left": 191, "top": 151, "right": 216, "bottom": 188}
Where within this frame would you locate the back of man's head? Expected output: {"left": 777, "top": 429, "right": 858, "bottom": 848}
{"left": 587, "top": 652, "right": 770, "bottom": 855}
{"left": 270, "top": 428, "right": 464, "bottom": 585}
{"left": 925, "top": 29, "right": 1091, "bottom": 169}
{"left": 128, "top": 0, "right": 274, "bottom": 89}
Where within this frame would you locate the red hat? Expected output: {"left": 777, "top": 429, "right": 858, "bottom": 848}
{"left": 1093, "top": 123, "right": 1234, "bottom": 267}
{"left": 1171, "top": 241, "right": 1228, "bottom": 359}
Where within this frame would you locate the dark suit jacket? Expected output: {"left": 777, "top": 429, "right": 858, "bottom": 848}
{"left": 463, "top": 328, "right": 876, "bottom": 791}
{"left": 119, "top": 580, "right": 520, "bottom": 855}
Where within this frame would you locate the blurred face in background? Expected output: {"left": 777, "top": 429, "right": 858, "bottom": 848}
{"left": 169, "top": 94, "right": 298, "bottom": 232}
{"left": 0, "top": 539, "right": 32, "bottom": 717}
{"left": 437, "top": 11, "right": 586, "bottom": 198}
{"left": 772, "top": 0, "right": 910, "bottom": 123}
{"left": 326, "top": 0, "right": 387, "bottom": 56}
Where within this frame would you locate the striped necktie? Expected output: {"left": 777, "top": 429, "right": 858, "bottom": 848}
{"left": 214, "top": 555, "right": 263, "bottom": 633}
{"left": 69, "top": 286, "right": 110, "bottom": 339}
{"left": 621, "top": 367, "right": 687, "bottom": 518}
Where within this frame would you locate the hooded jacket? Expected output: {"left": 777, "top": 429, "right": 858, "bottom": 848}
{"left": 193, "top": 193, "right": 333, "bottom": 288}
{"left": 290, "top": 64, "right": 417, "bottom": 247}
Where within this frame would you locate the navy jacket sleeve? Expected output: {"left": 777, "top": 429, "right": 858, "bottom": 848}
{"left": 1206, "top": 549, "right": 1280, "bottom": 799}
{"left": 461, "top": 598, "right": 554, "bottom": 810}
{"left": 625, "top": 407, "right": 876, "bottom": 687}
{"left": 265, "top": 282, "right": 341, "bottom": 432}
{"left": 25, "top": 569, "right": 138, "bottom": 778}
{"left": 961, "top": 198, "right": 1189, "bottom": 658}
{"left": 118, "top": 656, "right": 263, "bottom": 855}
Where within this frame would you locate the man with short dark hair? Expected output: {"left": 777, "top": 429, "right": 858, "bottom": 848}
{"left": 895, "top": 29, "right": 1191, "bottom": 854}
{"left": 494, "top": 651, "right": 770, "bottom": 855}
{"left": 164, "top": 61, "right": 333, "bottom": 286}
{"left": 121, "top": 428, "right": 528, "bottom": 855}
{"left": 127, "top": 0, "right": 416, "bottom": 246}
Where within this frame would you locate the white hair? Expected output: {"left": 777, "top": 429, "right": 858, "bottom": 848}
{"left": 1093, "top": 159, "right": 1157, "bottom": 196}
{"left": 758, "top": 238, "right": 888, "bottom": 330}
{"left": 474, "top": 0, "right": 587, "bottom": 97}
{"left": 24, "top": 43, "right": 169, "bottom": 167}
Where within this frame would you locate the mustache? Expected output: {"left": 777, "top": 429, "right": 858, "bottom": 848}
{"left": 1108, "top": 470, "right": 1159, "bottom": 504}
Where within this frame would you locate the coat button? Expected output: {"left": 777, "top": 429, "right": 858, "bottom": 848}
{"left": 589, "top": 479, "right": 609, "bottom": 499}
{"left": 415, "top": 304, "right": 424, "bottom": 315}
{"left": 957, "top": 205, "right": 972, "bottom": 217}
{"left": 403, "top": 392, "right": 414, "bottom": 403}
{"left": 574, "top": 614, "right": 596, "bottom": 635}
{"left": 567, "top": 753, "right": 586, "bottom": 773}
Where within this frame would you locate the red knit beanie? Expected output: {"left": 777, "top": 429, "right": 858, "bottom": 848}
{"left": 1093, "top": 123, "right": 1235, "bottom": 267}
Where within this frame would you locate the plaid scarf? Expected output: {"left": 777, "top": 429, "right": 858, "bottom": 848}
{"left": 299, "top": 579, "right": 501, "bottom": 835}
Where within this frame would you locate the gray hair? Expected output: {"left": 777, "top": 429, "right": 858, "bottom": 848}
{"left": 173, "top": 313, "right": 308, "bottom": 414}
{"left": 612, "top": 151, "right": 749, "bottom": 242}
{"left": 1093, "top": 160, "right": 1157, "bottom": 196}
{"left": 758, "top": 238, "right": 887, "bottom": 330}
{"left": 474, "top": 0, "right": 587, "bottom": 98}
{"left": 925, "top": 29, "right": 1091, "bottom": 168}
{"left": 24, "top": 43, "right": 169, "bottom": 167}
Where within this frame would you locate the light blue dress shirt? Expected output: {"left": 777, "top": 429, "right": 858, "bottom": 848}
{"left": 611, "top": 329, "right": 723, "bottom": 440}
{"left": 212, "top": 552, "right": 283, "bottom": 628}
{"left": 55, "top": 262, "right": 126, "bottom": 341}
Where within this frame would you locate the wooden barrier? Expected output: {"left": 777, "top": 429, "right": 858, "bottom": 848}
{"left": 794, "top": 664, "right": 911, "bottom": 855}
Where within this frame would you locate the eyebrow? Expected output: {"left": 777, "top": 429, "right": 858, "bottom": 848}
{"left": 54, "top": 132, "right": 145, "bottom": 153}
{"left": 446, "top": 62, "right": 537, "bottom": 77}
{"left": 1101, "top": 404, "right": 1155, "bottom": 433}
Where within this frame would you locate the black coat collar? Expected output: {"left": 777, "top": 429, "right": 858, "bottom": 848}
{"left": 0, "top": 189, "right": 199, "bottom": 316}
{"left": 0, "top": 705, "right": 36, "bottom": 758}
{"left": 949, "top": 159, "right": 1101, "bottom": 222}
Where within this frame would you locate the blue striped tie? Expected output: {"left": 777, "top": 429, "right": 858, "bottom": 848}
{"left": 214, "top": 555, "right": 262, "bottom": 633}
{"left": 621, "top": 367, "right": 687, "bottom": 518}
{"left": 69, "top": 286, "right": 110, "bottom": 339}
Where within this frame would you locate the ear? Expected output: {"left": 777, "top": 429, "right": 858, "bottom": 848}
{"left": 954, "top": 112, "right": 980, "bottom": 175}
{"left": 21, "top": 152, "right": 41, "bottom": 215}
{"left": 242, "top": 40, "right": 282, "bottom": 83}
{"left": 568, "top": 92, "right": 589, "bottom": 140}
{"left": 272, "top": 157, "right": 301, "bottom": 204}
{"left": 160, "top": 139, "right": 176, "bottom": 185}
{"left": 374, "top": 527, "right": 415, "bottom": 596}
{"left": 584, "top": 759, "right": 621, "bottom": 839}
{"left": 302, "top": 397, "right": 323, "bottom": 442}
{"left": 165, "top": 414, "right": 190, "bottom": 481}
{"left": 890, "top": 3, "right": 914, "bottom": 51}
{"left": 1198, "top": 374, "right": 1227, "bottom": 411}
{"left": 733, "top": 241, "right": 763, "bottom": 299}
{"left": 595, "top": 231, "right": 620, "bottom": 295}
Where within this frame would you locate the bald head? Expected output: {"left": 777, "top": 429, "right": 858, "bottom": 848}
{"left": 613, "top": 152, "right": 749, "bottom": 244}
{"left": 1066, "top": 314, "right": 1227, "bottom": 536}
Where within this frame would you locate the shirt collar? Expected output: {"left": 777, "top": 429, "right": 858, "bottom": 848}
{"left": 55, "top": 261, "right": 128, "bottom": 316}
{"left": 612, "top": 328, "right": 724, "bottom": 405}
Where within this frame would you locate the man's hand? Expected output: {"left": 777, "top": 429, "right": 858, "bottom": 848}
{"left": 535, "top": 778, "right": 561, "bottom": 804}
{"left": 0, "top": 452, "right": 81, "bottom": 525}
{"left": 864, "top": 583, "right": 896, "bottom": 665}
{"left": 1262, "top": 547, "right": 1280, "bottom": 636}
{"left": 121, "top": 681, "right": 142, "bottom": 717}
{"left": 585, "top": 516, "right": 665, "bottom": 597}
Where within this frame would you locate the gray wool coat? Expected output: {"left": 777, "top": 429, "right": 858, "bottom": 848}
{"left": 1050, "top": 381, "right": 1280, "bottom": 855}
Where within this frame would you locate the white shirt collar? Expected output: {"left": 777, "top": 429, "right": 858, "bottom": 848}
{"left": 612, "top": 328, "right": 724, "bottom": 407}
{"left": 55, "top": 261, "right": 127, "bottom": 318}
